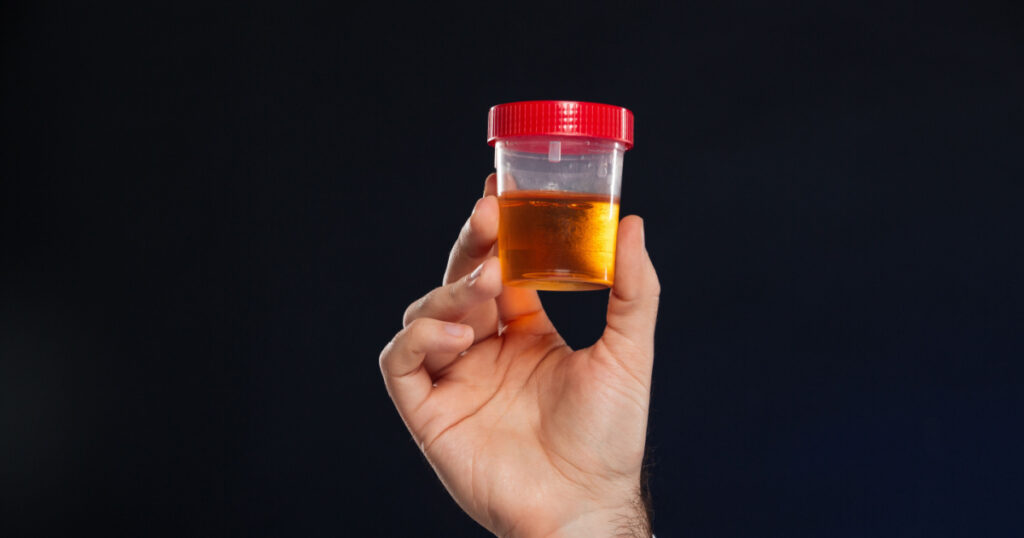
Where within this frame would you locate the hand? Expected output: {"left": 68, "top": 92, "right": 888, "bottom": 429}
{"left": 380, "top": 174, "right": 660, "bottom": 537}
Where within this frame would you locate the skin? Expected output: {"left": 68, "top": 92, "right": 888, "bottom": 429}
{"left": 380, "top": 174, "right": 660, "bottom": 537}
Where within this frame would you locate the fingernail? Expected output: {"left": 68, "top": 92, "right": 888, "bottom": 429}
{"left": 639, "top": 218, "right": 646, "bottom": 249}
{"left": 443, "top": 323, "right": 467, "bottom": 337}
{"left": 467, "top": 262, "right": 485, "bottom": 285}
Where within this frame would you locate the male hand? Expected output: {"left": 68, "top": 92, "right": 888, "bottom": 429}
{"left": 380, "top": 174, "right": 660, "bottom": 537}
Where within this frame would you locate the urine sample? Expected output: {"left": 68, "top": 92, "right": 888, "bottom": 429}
{"left": 487, "top": 100, "right": 634, "bottom": 291}
{"left": 498, "top": 190, "right": 620, "bottom": 291}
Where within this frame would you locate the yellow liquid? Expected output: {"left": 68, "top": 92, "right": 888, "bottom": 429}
{"left": 497, "top": 190, "right": 620, "bottom": 291}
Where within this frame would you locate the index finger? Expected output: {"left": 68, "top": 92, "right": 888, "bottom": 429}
{"left": 443, "top": 174, "right": 499, "bottom": 284}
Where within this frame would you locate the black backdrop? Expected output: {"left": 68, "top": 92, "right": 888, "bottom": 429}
{"left": 2, "top": 2, "right": 1022, "bottom": 536}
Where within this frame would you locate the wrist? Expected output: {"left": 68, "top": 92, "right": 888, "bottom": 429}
{"left": 547, "top": 501, "right": 650, "bottom": 538}
{"left": 527, "top": 494, "right": 650, "bottom": 538}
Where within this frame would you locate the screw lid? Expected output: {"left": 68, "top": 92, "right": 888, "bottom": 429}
{"left": 487, "top": 100, "right": 634, "bottom": 149}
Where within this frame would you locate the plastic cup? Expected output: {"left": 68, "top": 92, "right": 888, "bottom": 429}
{"left": 487, "top": 100, "right": 634, "bottom": 291}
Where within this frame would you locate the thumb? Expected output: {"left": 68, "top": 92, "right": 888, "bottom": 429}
{"left": 600, "top": 216, "right": 661, "bottom": 373}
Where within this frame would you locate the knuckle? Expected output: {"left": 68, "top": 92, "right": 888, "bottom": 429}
{"left": 461, "top": 214, "right": 492, "bottom": 258}
{"left": 405, "top": 317, "right": 432, "bottom": 337}
{"left": 403, "top": 318, "right": 438, "bottom": 354}
{"left": 457, "top": 220, "right": 474, "bottom": 250}
{"left": 468, "top": 207, "right": 484, "bottom": 233}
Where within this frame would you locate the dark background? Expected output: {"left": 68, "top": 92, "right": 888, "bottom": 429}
{"left": 2, "top": 1, "right": 1022, "bottom": 536}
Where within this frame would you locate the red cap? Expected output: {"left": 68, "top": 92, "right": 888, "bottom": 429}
{"left": 487, "top": 100, "right": 634, "bottom": 149}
